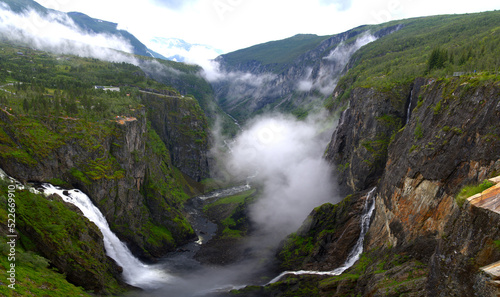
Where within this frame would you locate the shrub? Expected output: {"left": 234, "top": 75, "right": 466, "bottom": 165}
{"left": 455, "top": 180, "right": 495, "bottom": 207}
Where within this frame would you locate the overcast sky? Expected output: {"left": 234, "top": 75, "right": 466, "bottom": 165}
{"left": 35, "top": 0, "right": 498, "bottom": 53}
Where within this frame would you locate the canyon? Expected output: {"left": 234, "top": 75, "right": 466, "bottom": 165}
{"left": 0, "top": 4, "right": 499, "bottom": 297}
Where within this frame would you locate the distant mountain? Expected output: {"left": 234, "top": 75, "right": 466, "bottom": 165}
{"left": 220, "top": 33, "right": 334, "bottom": 73}
{"left": 0, "top": 0, "right": 167, "bottom": 59}
{"left": 148, "top": 37, "right": 223, "bottom": 63}
{"left": 212, "top": 26, "right": 400, "bottom": 121}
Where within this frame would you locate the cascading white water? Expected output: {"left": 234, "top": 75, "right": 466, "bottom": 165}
{"left": 406, "top": 89, "right": 413, "bottom": 125}
{"left": 268, "top": 187, "right": 377, "bottom": 284}
{"left": 40, "top": 184, "right": 172, "bottom": 289}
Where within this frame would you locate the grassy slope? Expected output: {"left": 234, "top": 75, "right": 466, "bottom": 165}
{"left": 0, "top": 180, "right": 121, "bottom": 295}
{"left": 329, "top": 10, "right": 500, "bottom": 106}
{"left": 220, "top": 34, "right": 332, "bottom": 71}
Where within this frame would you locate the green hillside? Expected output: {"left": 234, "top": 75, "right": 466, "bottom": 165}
{"left": 329, "top": 11, "right": 500, "bottom": 106}
{"left": 0, "top": 0, "right": 167, "bottom": 59}
{"left": 221, "top": 33, "right": 332, "bottom": 69}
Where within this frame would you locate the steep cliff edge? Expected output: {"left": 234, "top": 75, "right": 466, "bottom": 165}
{"left": 364, "top": 77, "right": 500, "bottom": 296}
{"left": 279, "top": 77, "right": 500, "bottom": 296}
{"left": 141, "top": 91, "right": 211, "bottom": 182}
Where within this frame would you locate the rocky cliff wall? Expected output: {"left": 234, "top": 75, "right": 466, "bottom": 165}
{"left": 269, "top": 77, "right": 500, "bottom": 296}
{"left": 366, "top": 77, "right": 500, "bottom": 296}
{"left": 141, "top": 92, "right": 211, "bottom": 182}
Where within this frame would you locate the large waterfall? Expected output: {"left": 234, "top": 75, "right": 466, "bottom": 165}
{"left": 268, "top": 187, "right": 377, "bottom": 284}
{"left": 0, "top": 167, "right": 171, "bottom": 291}
{"left": 40, "top": 184, "right": 171, "bottom": 289}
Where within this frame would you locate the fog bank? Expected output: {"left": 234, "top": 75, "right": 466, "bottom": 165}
{"left": 221, "top": 112, "right": 339, "bottom": 243}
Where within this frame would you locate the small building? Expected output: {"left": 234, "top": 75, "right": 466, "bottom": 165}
{"left": 95, "top": 86, "right": 120, "bottom": 92}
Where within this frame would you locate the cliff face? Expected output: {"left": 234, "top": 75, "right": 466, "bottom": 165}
{"left": 0, "top": 95, "right": 210, "bottom": 260}
{"left": 141, "top": 91, "right": 211, "bottom": 182}
{"left": 313, "top": 77, "right": 500, "bottom": 296}
{"left": 365, "top": 78, "right": 500, "bottom": 296}
{"left": 325, "top": 82, "right": 411, "bottom": 194}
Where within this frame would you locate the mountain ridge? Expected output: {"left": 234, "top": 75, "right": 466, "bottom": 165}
{"left": 0, "top": 0, "right": 167, "bottom": 59}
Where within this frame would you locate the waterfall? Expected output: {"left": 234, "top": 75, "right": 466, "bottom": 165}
{"left": 40, "top": 184, "right": 171, "bottom": 289}
{"left": 0, "top": 168, "right": 172, "bottom": 289}
{"left": 406, "top": 89, "right": 413, "bottom": 125}
{"left": 268, "top": 187, "right": 377, "bottom": 284}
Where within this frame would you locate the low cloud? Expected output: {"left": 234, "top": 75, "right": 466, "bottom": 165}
{"left": 220, "top": 112, "right": 338, "bottom": 244}
{"left": 295, "top": 33, "right": 377, "bottom": 95}
{"left": 0, "top": 4, "right": 191, "bottom": 85}
{"left": 0, "top": 4, "right": 138, "bottom": 64}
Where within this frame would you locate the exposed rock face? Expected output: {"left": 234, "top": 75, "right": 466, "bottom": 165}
{"left": 368, "top": 78, "right": 500, "bottom": 248}
{"left": 325, "top": 85, "right": 409, "bottom": 195}
{"left": 328, "top": 78, "right": 500, "bottom": 295}
{"left": 141, "top": 91, "right": 211, "bottom": 182}
{"left": 271, "top": 77, "right": 500, "bottom": 296}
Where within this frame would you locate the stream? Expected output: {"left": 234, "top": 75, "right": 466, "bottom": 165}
{"left": 128, "top": 184, "right": 265, "bottom": 297}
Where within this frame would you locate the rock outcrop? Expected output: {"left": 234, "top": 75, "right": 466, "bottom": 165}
{"left": 141, "top": 91, "right": 211, "bottom": 182}
{"left": 315, "top": 77, "right": 500, "bottom": 296}
{"left": 265, "top": 77, "right": 500, "bottom": 296}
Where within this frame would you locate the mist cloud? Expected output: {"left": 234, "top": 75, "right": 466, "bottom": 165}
{"left": 295, "top": 33, "right": 377, "bottom": 95}
{"left": 0, "top": 4, "right": 192, "bottom": 86}
{"left": 0, "top": 4, "right": 138, "bottom": 64}
{"left": 222, "top": 113, "right": 338, "bottom": 244}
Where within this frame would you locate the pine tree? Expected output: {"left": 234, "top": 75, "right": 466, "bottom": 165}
{"left": 22, "top": 98, "right": 30, "bottom": 113}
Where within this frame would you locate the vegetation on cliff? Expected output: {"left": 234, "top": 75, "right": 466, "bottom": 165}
{"left": 328, "top": 10, "right": 500, "bottom": 107}
{"left": 0, "top": 40, "right": 212, "bottom": 292}
{"left": 255, "top": 10, "right": 500, "bottom": 297}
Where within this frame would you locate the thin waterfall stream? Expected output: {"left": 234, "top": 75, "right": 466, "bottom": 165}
{"left": 267, "top": 187, "right": 377, "bottom": 284}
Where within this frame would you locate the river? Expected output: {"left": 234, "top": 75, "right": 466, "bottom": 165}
{"left": 1, "top": 168, "right": 377, "bottom": 296}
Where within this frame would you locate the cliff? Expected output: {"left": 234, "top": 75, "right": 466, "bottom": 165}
{"left": 364, "top": 77, "right": 500, "bottom": 296}
{"left": 0, "top": 100, "right": 208, "bottom": 259}
{"left": 141, "top": 90, "right": 211, "bottom": 182}
{"left": 265, "top": 77, "right": 500, "bottom": 296}
{"left": 0, "top": 40, "right": 218, "bottom": 293}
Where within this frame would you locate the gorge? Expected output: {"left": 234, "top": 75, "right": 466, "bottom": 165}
{"left": 0, "top": 3, "right": 499, "bottom": 297}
